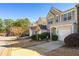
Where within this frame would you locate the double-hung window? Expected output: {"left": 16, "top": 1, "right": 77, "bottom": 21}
{"left": 48, "top": 21, "right": 53, "bottom": 24}
{"left": 68, "top": 12, "right": 72, "bottom": 20}
{"left": 64, "top": 14, "right": 67, "bottom": 21}
{"left": 48, "top": 18, "right": 53, "bottom": 24}
{"left": 55, "top": 16, "right": 59, "bottom": 22}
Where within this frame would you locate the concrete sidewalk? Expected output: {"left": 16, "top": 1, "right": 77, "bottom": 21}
{"left": 28, "top": 41, "right": 64, "bottom": 53}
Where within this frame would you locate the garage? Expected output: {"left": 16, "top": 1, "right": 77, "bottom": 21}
{"left": 58, "top": 26, "right": 72, "bottom": 41}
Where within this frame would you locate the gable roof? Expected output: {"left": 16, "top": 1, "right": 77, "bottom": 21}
{"left": 50, "top": 7, "right": 62, "bottom": 13}
{"left": 62, "top": 7, "right": 75, "bottom": 13}
{"left": 36, "top": 17, "right": 47, "bottom": 25}
{"left": 47, "top": 6, "right": 75, "bottom": 19}
{"left": 46, "top": 7, "right": 62, "bottom": 19}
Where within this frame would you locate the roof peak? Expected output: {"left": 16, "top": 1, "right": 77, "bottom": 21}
{"left": 50, "top": 6, "right": 62, "bottom": 12}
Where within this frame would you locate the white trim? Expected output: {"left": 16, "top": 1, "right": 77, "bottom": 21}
{"left": 51, "top": 24, "right": 73, "bottom": 33}
{"left": 74, "top": 6, "right": 78, "bottom": 32}
{"left": 75, "top": 6, "right": 78, "bottom": 23}
{"left": 50, "top": 23, "right": 72, "bottom": 28}
{"left": 62, "top": 8, "right": 75, "bottom": 14}
{"left": 71, "top": 23, "right": 74, "bottom": 33}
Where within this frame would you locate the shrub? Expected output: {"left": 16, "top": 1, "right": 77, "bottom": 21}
{"left": 64, "top": 33, "right": 79, "bottom": 47}
{"left": 52, "top": 34, "right": 58, "bottom": 41}
{"left": 31, "top": 32, "right": 50, "bottom": 41}
{"left": 40, "top": 33, "right": 46, "bottom": 39}
{"left": 31, "top": 34, "right": 38, "bottom": 41}
{"left": 39, "top": 32, "right": 50, "bottom": 40}
{"left": 37, "top": 34, "right": 40, "bottom": 40}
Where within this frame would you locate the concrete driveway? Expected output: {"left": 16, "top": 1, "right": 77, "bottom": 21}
{"left": 28, "top": 41, "right": 64, "bottom": 53}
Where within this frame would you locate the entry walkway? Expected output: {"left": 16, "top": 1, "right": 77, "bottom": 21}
{"left": 28, "top": 41, "right": 64, "bottom": 53}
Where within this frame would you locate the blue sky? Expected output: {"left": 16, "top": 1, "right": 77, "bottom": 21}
{"left": 0, "top": 3, "right": 75, "bottom": 22}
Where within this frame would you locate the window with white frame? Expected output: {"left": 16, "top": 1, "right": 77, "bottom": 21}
{"left": 48, "top": 21, "right": 53, "bottom": 24}
{"left": 64, "top": 14, "right": 67, "bottom": 21}
{"left": 68, "top": 12, "right": 72, "bottom": 20}
{"left": 48, "top": 18, "right": 53, "bottom": 24}
{"left": 55, "top": 16, "right": 59, "bottom": 22}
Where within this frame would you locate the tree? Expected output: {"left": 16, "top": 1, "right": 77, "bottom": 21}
{"left": 14, "top": 18, "right": 31, "bottom": 31}
{"left": 0, "top": 19, "right": 5, "bottom": 32}
{"left": 0, "top": 18, "right": 31, "bottom": 36}
{"left": 4, "top": 19, "right": 14, "bottom": 31}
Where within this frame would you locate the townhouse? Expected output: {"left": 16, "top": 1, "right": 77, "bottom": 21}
{"left": 47, "top": 4, "right": 79, "bottom": 41}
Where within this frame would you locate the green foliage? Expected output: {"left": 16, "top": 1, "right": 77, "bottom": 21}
{"left": 14, "top": 18, "right": 31, "bottom": 31}
{"left": 0, "top": 19, "right": 6, "bottom": 33}
{"left": 52, "top": 34, "right": 58, "bottom": 41}
{"left": 4, "top": 19, "right": 14, "bottom": 31}
{"left": 38, "top": 34, "right": 45, "bottom": 40}
{"left": 0, "top": 18, "right": 31, "bottom": 36}
{"left": 42, "top": 32, "right": 50, "bottom": 39}
{"left": 41, "top": 33, "right": 46, "bottom": 39}
{"left": 31, "top": 32, "right": 50, "bottom": 41}
{"left": 31, "top": 34, "right": 38, "bottom": 41}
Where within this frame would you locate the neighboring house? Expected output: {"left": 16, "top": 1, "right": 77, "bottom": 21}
{"left": 47, "top": 4, "right": 79, "bottom": 41}
{"left": 29, "top": 17, "right": 48, "bottom": 36}
{"left": 29, "top": 23, "right": 40, "bottom": 36}
{"left": 36, "top": 17, "right": 48, "bottom": 25}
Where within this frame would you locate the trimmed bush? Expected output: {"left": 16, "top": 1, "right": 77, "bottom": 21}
{"left": 40, "top": 32, "right": 50, "bottom": 40}
{"left": 38, "top": 34, "right": 44, "bottom": 40}
{"left": 31, "top": 34, "right": 38, "bottom": 41}
{"left": 40, "top": 33, "right": 46, "bottom": 39}
{"left": 37, "top": 34, "right": 42, "bottom": 41}
{"left": 52, "top": 34, "right": 58, "bottom": 41}
{"left": 31, "top": 34, "right": 41, "bottom": 41}
{"left": 31, "top": 32, "right": 50, "bottom": 41}
{"left": 64, "top": 33, "right": 79, "bottom": 47}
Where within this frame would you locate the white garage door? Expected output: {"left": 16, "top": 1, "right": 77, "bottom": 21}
{"left": 58, "top": 27, "right": 72, "bottom": 41}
